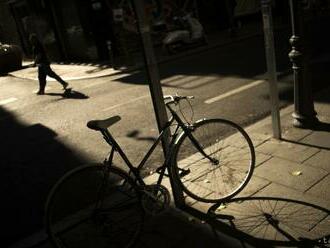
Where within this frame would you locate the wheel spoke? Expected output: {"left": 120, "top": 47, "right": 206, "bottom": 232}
{"left": 173, "top": 119, "right": 255, "bottom": 202}
{"left": 45, "top": 165, "right": 144, "bottom": 248}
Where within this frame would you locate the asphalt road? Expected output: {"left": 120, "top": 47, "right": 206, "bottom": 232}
{"left": 0, "top": 34, "right": 296, "bottom": 246}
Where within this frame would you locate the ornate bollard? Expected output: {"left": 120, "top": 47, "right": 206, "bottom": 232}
{"left": 288, "top": 0, "right": 318, "bottom": 128}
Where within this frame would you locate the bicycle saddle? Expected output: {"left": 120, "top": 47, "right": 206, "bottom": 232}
{"left": 87, "top": 115, "right": 121, "bottom": 131}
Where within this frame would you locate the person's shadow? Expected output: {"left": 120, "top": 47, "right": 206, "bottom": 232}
{"left": 45, "top": 88, "right": 89, "bottom": 100}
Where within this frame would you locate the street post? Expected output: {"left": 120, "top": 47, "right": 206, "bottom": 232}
{"left": 261, "top": 0, "right": 281, "bottom": 139}
{"left": 132, "top": 0, "right": 185, "bottom": 207}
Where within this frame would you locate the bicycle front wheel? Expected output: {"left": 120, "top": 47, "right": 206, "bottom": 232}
{"left": 172, "top": 118, "right": 255, "bottom": 203}
{"left": 45, "top": 164, "right": 144, "bottom": 248}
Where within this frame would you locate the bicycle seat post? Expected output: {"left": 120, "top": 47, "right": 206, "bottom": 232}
{"left": 101, "top": 129, "right": 115, "bottom": 147}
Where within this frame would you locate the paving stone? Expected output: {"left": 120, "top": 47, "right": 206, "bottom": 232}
{"left": 255, "top": 151, "right": 272, "bottom": 167}
{"left": 248, "top": 122, "right": 273, "bottom": 136}
{"left": 281, "top": 126, "right": 313, "bottom": 141}
{"left": 255, "top": 182, "right": 329, "bottom": 210}
{"left": 187, "top": 198, "right": 212, "bottom": 213}
{"left": 301, "top": 131, "right": 330, "bottom": 149}
{"left": 304, "top": 150, "right": 330, "bottom": 172}
{"left": 221, "top": 132, "right": 259, "bottom": 150}
{"left": 246, "top": 132, "right": 272, "bottom": 147}
{"left": 188, "top": 175, "right": 270, "bottom": 213}
{"left": 235, "top": 175, "right": 271, "bottom": 197}
{"left": 255, "top": 138, "right": 282, "bottom": 154}
{"left": 254, "top": 157, "right": 328, "bottom": 192}
{"left": 305, "top": 174, "right": 330, "bottom": 201}
{"left": 311, "top": 216, "right": 330, "bottom": 244}
{"left": 256, "top": 139, "right": 319, "bottom": 163}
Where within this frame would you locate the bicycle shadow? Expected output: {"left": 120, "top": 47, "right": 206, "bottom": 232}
{"left": 204, "top": 196, "right": 330, "bottom": 248}
{"left": 135, "top": 207, "right": 245, "bottom": 248}
{"left": 127, "top": 130, "right": 157, "bottom": 142}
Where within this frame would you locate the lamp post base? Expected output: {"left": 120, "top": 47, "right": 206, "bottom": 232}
{"left": 292, "top": 111, "right": 319, "bottom": 128}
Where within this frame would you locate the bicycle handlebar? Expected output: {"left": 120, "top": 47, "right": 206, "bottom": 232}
{"left": 163, "top": 94, "right": 194, "bottom": 104}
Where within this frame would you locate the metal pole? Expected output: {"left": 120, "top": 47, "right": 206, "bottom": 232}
{"left": 132, "top": 0, "right": 185, "bottom": 207}
{"left": 288, "top": 0, "right": 318, "bottom": 128}
{"left": 261, "top": 0, "right": 281, "bottom": 139}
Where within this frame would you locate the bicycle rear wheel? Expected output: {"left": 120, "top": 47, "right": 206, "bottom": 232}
{"left": 172, "top": 118, "right": 255, "bottom": 203}
{"left": 45, "top": 164, "right": 144, "bottom": 248}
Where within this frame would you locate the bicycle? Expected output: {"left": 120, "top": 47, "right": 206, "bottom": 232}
{"left": 45, "top": 94, "right": 256, "bottom": 248}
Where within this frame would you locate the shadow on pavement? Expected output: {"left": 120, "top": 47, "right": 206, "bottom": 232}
{"left": 136, "top": 208, "right": 242, "bottom": 248}
{"left": 281, "top": 137, "right": 330, "bottom": 151}
{"left": 45, "top": 89, "right": 89, "bottom": 100}
{"left": 127, "top": 129, "right": 157, "bottom": 142}
{"left": 206, "top": 196, "right": 330, "bottom": 248}
{"left": 0, "top": 107, "right": 89, "bottom": 247}
{"left": 31, "top": 196, "right": 329, "bottom": 248}
{"left": 312, "top": 121, "right": 330, "bottom": 132}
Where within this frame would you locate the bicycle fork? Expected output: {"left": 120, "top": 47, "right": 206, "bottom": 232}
{"left": 185, "top": 124, "right": 219, "bottom": 165}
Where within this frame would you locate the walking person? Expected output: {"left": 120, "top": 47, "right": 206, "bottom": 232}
{"left": 29, "top": 34, "right": 68, "bottom": 95}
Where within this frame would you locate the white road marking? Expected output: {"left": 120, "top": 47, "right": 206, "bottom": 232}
{"left": 0, "top": 97, "right": 17, "bottom": 105}
{"left": 205, "top": 80, "right": 266, "bottom": 104}
{"left": 162, "top": 75, "right": 200, "bottom": 86}
{"left": 162, "top": 74, "right": 189, "bottom": 84}
{"left": 102, "top": 95, "right": 149, "bottom": 111}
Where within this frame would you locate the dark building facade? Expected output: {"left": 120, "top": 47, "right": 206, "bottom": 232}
{"left": 2, "top": 0, "right": 103, "bottom": 61}
{"left": 1, "top": 0, "right": 265, "bottom": 63}
{"left": 1, "top": 0, "right": 178, "bottom": 62}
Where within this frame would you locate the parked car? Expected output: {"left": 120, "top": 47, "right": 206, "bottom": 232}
{"left": 0, "top": 42, "right": 22, "bottom": 74}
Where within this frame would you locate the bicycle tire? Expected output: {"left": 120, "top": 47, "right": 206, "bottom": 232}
{"left": 208, "top": 196, "right": 330, "bottom": 247}
{"left": 45, "top": 164, "right": 144, "bottom": 248}
{"left": 171, "top": 118, "right": 255, "bottom": 203}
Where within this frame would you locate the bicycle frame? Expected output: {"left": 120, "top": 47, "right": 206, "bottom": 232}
{"left": 99, "top": 101, "right": 215, "bottom": 190}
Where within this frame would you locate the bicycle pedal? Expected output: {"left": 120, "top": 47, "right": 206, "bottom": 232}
{"left": 179, "top": 168, "right": 190, "bottom": 177}
{"left": 155, "top": 167, "right": 169, "bottom": 177}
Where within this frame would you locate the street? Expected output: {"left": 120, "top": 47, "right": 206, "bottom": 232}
{"left": 0, "top": 34, "right": 295, "bottom": 246}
